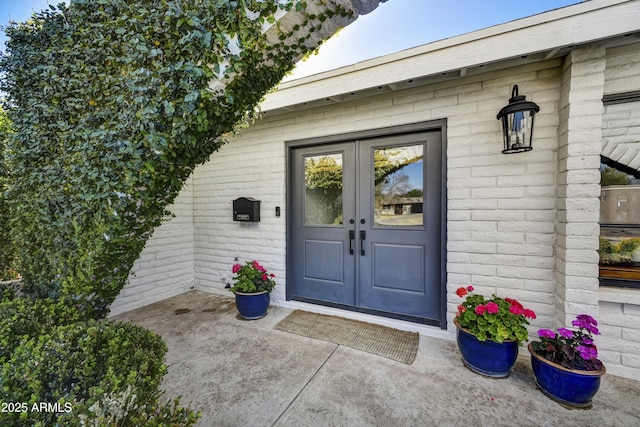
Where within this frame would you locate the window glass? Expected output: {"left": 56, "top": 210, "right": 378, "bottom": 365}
{"left": 304, "top": 153, "right": 343, "bottom": 225}
{"left": 599, "top": 162, "right": 640, "bottom": 284}
{"left": 373, "top": 144, "right": 424, "bottom": 226}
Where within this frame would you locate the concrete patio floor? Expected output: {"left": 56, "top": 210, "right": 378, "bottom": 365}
{"left": 112, "top": 291, "right": 640, "bottom": 427}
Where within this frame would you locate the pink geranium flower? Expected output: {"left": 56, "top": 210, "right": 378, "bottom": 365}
{"left": 252, "top": 260, "right": 266, "bottom": 273}
{"left": 509, "top": 305, "right": 524, "bottom": 315}
{"left": 229, "top": 260, "right": 277, "bottom": 294}
{"left": 505, "top": 298, "right": 523, "bottom": 309}
{"left": 454, "top": 287, "right": 535, "bottom": 346}
{"left": 485, "top": 301, "right": 499, "bottom": 314}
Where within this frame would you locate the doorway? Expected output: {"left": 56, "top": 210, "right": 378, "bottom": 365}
{"left": 288, "top": 130, "right": 444, "bottom": 325}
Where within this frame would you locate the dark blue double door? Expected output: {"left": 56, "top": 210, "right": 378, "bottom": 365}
{"left": 290, "top": 132, "right": 443, "bottom": 324}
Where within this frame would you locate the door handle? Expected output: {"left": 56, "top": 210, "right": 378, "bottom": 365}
{"left": 349, "top": 230, "right": 355, "bottom": 255}
{"left": 360, "top": 230, "right": 366, "bottom": 256}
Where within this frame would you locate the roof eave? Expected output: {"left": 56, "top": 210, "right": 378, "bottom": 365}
{"left": 261, "top": 0, "right": 640, "bottom": 115}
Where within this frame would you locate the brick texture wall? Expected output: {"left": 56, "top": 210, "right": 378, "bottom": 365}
{"left": 554, "top": 46, "right": 605, "bottom": 325}
{"left": 191, "top": 60, "right": 563, "bottom": 331}
{"left": 110, "top": 177, "right": 195, "bottom": 316}
{"left": 114, "top": 44, "right": 640, "bottom": 381}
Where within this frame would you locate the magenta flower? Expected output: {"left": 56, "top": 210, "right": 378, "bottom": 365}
{"left": 572, "top": 314, "right": 599, "bottom": 335}
{"left": 523, "top": 309, "right": 536, "bottom": 319}
{"left": 466, "top": 285, "right": 474, "bottom": 292}
{"left": 538, "top": 329, "right": 556, "bottom": 338}
{"left": 532, "top": 314, "right": 602, "bottom": 371}
{"left": 557, "top": 327, "right": 574, "bottom": 339}
{"left": 581, "top": 336, "right": 594, "bottom": 345}
{"left": 475, "top": 305, "right": 487, "bottom": 315}
{"left": 485, "top": 301, "right": 499, "bottom": 314}
{"left": 232, "top": 264, "right": 242, "bottom": 274}
{"left": 576, "top": 345, "right": 598, "bottom": 360}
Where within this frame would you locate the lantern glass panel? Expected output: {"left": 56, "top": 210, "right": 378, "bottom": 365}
{"left": 502, "top": 110, "right": 534, "bottom": 153}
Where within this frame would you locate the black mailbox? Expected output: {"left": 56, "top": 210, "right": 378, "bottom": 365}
{"left": 233, "top": 197, "right": 260, "bottom": 222}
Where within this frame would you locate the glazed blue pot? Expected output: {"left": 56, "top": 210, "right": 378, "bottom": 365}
{"left": 234, "top": 291, "right": 270, "bottom": 320}
{"left": 529, "top": 344, "right": 605, "bottom": 408}
{"left": 455, "top": 318, "right": 519, "bottom": 378}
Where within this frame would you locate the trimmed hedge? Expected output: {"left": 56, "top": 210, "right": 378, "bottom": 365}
{"left": 0, "top": 296, "right": 82, "bottom": 361}
{"left": 0, "top": 298, "right": 199, "bottom": 426}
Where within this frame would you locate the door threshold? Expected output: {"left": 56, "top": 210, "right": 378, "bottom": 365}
{"left": 292, "top": 296, "right": 441, "bottom": 326}
{"left": 277, "top": 298, "right": 454, "bottom": 341}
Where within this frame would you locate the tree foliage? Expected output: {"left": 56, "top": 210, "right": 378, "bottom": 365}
{"left": 0, "top": 107, "right": 17, "bottom": 280}
{"left": 601, "top": 165, "right": 630, "bottom": 186}
{"left": 0, "top": 0, "right": 354, "bottom": 318}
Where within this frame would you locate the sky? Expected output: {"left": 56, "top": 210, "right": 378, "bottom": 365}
{"left": 0, "top": 0, "right": 582, "bottom": 81}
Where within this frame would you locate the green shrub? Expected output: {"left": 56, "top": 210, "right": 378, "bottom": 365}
{"left": 0, "top": 306, "right": 198, "bottom": 426}
{"left": 72, "top": 387, "right": 200, "bottom": 427}
{"left": 0, "top": 106, "right": 17, "bottom": 281}
{"left": 0, "top": 298, "right": 198, "bottom": 425}
{"left": 0, "top": 283, "right": 16, "bottom": 302}
{"left": 0, "top": 297, "right": 81, "bottom": 362}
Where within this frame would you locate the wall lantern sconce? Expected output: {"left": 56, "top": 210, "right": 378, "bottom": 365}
{"left": 497, "top": 85, "right": 540, "bottom": 154}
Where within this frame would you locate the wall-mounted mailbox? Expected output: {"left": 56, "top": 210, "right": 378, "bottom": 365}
{"left": 233, "top": 197, "right": 260, "bottom": 222}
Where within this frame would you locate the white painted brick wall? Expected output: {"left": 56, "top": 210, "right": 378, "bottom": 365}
{"left": 604, "top": 43, "right": 640, "bottom": 95}
{"left": 110, "top": 177, "right": 195, "bottom": 316}
{"left": 122, "top": 45, "right": 640, "bottom": 381}
{"left": 554, "top": 46, "right": 605, "bottom": 331}
{"left": 192, "top": 60, "right": 563, "bottom": 337}
{"left": 446, "top": 64, "right": 562, "bottom": 332}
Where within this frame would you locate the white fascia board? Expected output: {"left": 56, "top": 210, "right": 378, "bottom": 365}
{"left": 261, "top": 0, "right": 640, "bottom": 112}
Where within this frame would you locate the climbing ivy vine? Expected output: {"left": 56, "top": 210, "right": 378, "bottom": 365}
{"left": 0, "top": 0, "right": 355, "bottom": 318}
{"left": 0, "top": 107, "right": 17, "bottom": 280}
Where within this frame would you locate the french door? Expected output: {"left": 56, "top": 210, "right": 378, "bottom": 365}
{"left": 290, "top": 131, "right": 443, "bottom": 324}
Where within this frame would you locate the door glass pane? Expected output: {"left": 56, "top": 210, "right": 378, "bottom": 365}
{"left": 374, "top": 144, "right": 424, "bottom": 226}
{"left": 305, "top": 153, "right": 343, "bottom": 225}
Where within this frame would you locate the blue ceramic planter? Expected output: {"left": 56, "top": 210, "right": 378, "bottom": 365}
{"left": 455, "top": 318, "right": 519, "bottom": 378}
{"left": 528, "top": 344, "right": 605, "bottom": 408}
{"left": 234, "top": 291, "right": 270, "bottom": 320}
